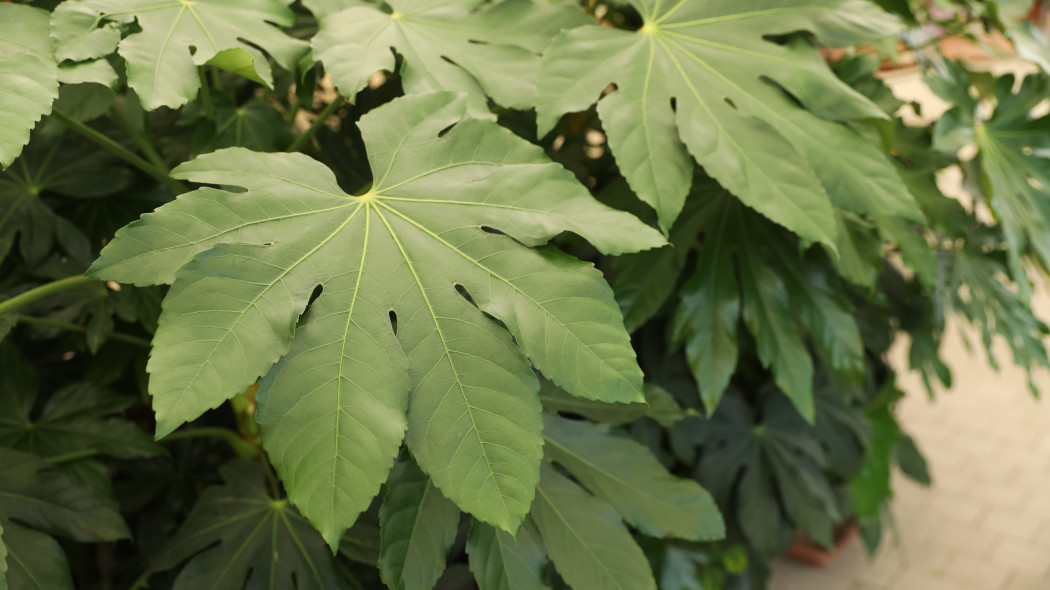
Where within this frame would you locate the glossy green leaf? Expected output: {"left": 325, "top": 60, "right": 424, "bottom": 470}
{"left": 82, "top": 0, "right": 308, "bottom": 109}
{"left": 152, "top": 460, "right": 345, "bottom": 590}
{"left": 467, "top": 519, "right": 548, "bottom": 590}
{"left": 543, "top": 415, "right": 723, "bottom": 541}
{"left": 539, "top": 0, "right": 916, "bottom": 235}
{"left": 90, "top": 91, "right": 661, "bottom": 543}
{"left": 0, "top": 520, "right": 73, "bottom": 590}
{"left": 0, "top": 5, "right": 59, "bottom": 169}
{"left": 378, "top": 459, "right": 460, "bottom": 590}
{"left": 529, "top": 464, "right": 656, "bottom": 590}
{"left": 49, "top": 2, "right": 120, "bottom": 62}
{"left": 314, "top": 0, "right": 588, "bottom": 114}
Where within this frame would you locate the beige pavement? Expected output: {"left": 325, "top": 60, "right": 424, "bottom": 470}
{"left": 770, "top": 62, "right": 1050, "bottom": 590}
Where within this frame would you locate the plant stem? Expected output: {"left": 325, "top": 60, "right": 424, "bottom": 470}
{"left": 161, "top": 427, "right": 259, "bottom": 458}
{"left": 108, "top": 105, "right": 169, "bottom": 174}
{"left": 14, "top": 314, "right": 152, "bottom": 348}
{"left": 51, "top": 109, "right": 187, "bottom": 194}
{"left": 47, "top": 448, "right": 101, "bottom": 465}
{"left": 0, "top": 275, "right": 100, "bottom": 316}
{"left": 198, "top": 68, "right": 214, "bottom": 117}
{"left": 127, "top": 569, "right": 153, "bottom": 590}
{"left": 287, "top": 95, "right": 344, "bottom": 152}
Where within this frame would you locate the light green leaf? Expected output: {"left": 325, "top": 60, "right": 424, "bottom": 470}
{"left": 0, "top": 520, "right": 73, "bottom": 590}
{"left": 90, "top": 92, "right": 661, "bottom": 541}
{"left": 530, "top": 463, "right": 656, "bottom": 590}
{"left": 152, "top": 460, "right": 344, "bottom": 590}
{"left": 314, "top": 0, "right": 588, "bottom": 114}
{"left": 378, "top": 459, "right": 460, "bottom": 590}
{"left": 83, "top": 0, "right": 308, "bottom": 109}
{"left": 50, "top": 1, "right": 120, "bottom": 62}
{"left": 543, "top": 415, "right": 724, "bottom": 541}
{"left": 467, "top": 519, "right": 548, "bottom": 590}
{"left": 0, "top": 5, "right": 59, "bottom": 169}
{"left": 539, "top": 0, "right": 914, "bottom": 236}
{"left": 56, "top": 59, "right": 117, "bottom": 88}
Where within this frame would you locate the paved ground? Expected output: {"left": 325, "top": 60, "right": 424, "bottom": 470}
{"left": 770, "top": 63, "right": 1050, "bottom": 590}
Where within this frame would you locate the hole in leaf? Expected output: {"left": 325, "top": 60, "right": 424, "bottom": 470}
{"left": 670, "top": 96, "right": 677, "bottom": 112}
{"left": 479, "top": 226, "right": 505, "bottom": 235}
{"left": 724, "top": 97, "right": 737, "bottom": 110}
{"left": 438, "top": 122, "right": 457, "bottom": 138}
{"left": 388, "top": 310, "right": 398, "bottom": 335}
{"left": 454, "top": 283, "right": 478, "bottom": 308}
{"left": 308, "top": 284, "right": 323, "bottom": 306}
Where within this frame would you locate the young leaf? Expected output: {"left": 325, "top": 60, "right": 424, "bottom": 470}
{"left": 0, "top": 5, "right": 59, "bottom": 169}
{"left": 313, "top": 0, "right": 588, "bottom": 113}
{"left": 538, "top": 0, "right": 916, "bottom": 236}
{"left": 82, "top": 0, "right": 309, "bottom": 109}
{"left": 0, "top": 520, "right": 74, "bottom": 590}
{"left": 542, "top": 415, "right": 724, "bottom": 541}
{"left": 529, "top": 464, "right": 656, "bottom": 590}
{"left": 151, "top": 460, "right": 344, "bottom": 590}
{"left": 378, "top": 459, "right": 460, "bottom": 590}
{"left": 466, "top": 519, "right": 548, "bottom": 590}
{"left": 89, "top": 92, "right": 662, "bottom": 543}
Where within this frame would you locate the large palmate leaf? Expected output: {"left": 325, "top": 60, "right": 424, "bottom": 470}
{"left": 152, "top": 460, "right": 345, "bottom": 590}
{"left": 673, "top": 189, "right": 861, "bottom": 419}
{"left": 81, "top": 0, "right": 308, "bottom": 109}
{"left": 313, "top": 0, "right": 588, "bottom": 114}
{"left": 0, "top": 348, "right": 160, "bottom": 461}
{"left": 542, "top": 415, "right": 723, "bottom": 541}
{"left": 539, "top": 0, "right": 919, "bottom": 235}
{"left": 529, "top": 464, "right": 656, "bottom": 590}
{"left": 934, "top": 67, "right": 1050, "bottom": 296}
{"left": 696, "top": 395, "right": 838, "bottom": 558}
{"left": 378, "top": 459, "right": 459, "bottom": 590}
{"left": 466, "top": 519, "right": 548, "bottom": 590}
{"left": 89, "top": 92, "right": 663, "bottom": 546}
{"left": 0, "top": 5, "right": 59, "bottom": 169}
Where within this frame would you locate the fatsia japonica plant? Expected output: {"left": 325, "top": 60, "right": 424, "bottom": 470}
{"left": 1, "top": 0, "right": 1050, "bottom": 588}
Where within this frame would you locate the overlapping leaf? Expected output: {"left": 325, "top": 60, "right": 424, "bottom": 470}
{"left": 313, "top": 0, "right": 589, "bottom": 114}
{"left": 81, "top": 0, "right": 308, "bottom": 109}
{"left": 672, "top": 186, "right": 865, "bottom": 417}
{"left": 0, "top": 5, "right": 59, "bottom": 169}
{"left": 89, "top": 91, "right": 662, "bottom": 546}
{"left": 539, "top": 0, "right": 919, "bottom": 236}
{"left": 466, "top": 519, "right": 548, "bottom": 590}
{"left": 696, "top": 395, "right": 838, "bottom": 558}
{"left": 378, "top": 459, "right": 459, "bottom": 590}
{"left": 542, "top": 415, "right": 723, "bottom": 541}
{"left": 151, "top": 460, "right": 345, "bottom": 590}
{"left": 529, "top": 464, "right": 656, "bottom": 590}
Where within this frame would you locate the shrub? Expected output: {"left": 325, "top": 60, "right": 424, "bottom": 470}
{"left": 0, "top": 0, "right": 1047, "bottom": 588}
